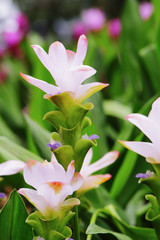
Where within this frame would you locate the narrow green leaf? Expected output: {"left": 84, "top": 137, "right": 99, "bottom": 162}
{"left": 86, "top": 223, "right": 133, "bottom": 240}
{"left": 24, "top": 115, "right": 51, "bottom": 160}
{"left": 0, "top": 136, "right": 43, "bottom": 162}
{"left": 0, "top": 190, "right": 33, "bottom": 240}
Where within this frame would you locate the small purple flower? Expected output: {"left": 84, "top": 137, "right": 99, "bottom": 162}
{"left": 82, "top": 133, "right": 99, "bottom": 141}
{"left": 136, "top": 170, "right": 155, "bottom": 180}
{"left": 108, "top": 18, "right": 121, "bottom": 39}
{"left": 81, "top": 8, "right": 106, "bottom": 31}
{"left": 88, "top": 134, "right": 99, "bottom": 141}
{"left": 139, "top": 2, "right": 154, "bottom": 21}
{"left": 136, "top": 173, "right": 150, "bottom": 179}
{"left": 0, "top": 192, "right": 6, "bottom": 199}
{"left": 47, "top": 142, "right": 61, "bottom": 151}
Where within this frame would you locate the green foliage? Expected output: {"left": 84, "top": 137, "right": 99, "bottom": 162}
{"left": 0, "top": 190, "right": 33, "bottom": 240}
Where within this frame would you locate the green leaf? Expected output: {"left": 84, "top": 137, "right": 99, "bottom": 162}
{"left": 86, "top": 223, "right": 133, "bottom": 240}
{"left": 27, "top": 210, "right": 73, "bottom": 240}
{"left": 44, "top": 111, "right": 67, "bottom": 130}
{"left": 110, "top": 133, "right": 144, "bottom": 199}
{"left": 74, "top": 138, "right": 96, "bottom": 171}
{"left": 24, "top": 114, "right": 51, "bottom": 160}
{"left": 139, "top": 44, "right": 160, "bottom": 93}
{"left": 48, "top": 92, "right": 93, "bottom": 128}
{"left": 103, "top": 100, "right": 131, "bottom": 119}
{"left": 104, "top": 204, "right": 157, "bottom": 240}
{"left": 54, "top": 145, "right": 75, "bottom": 170}
{"left": 0, "top": 136, "right": 43, "bottom": 162}
{"left": 0, "top": 189, "right": 33, "bottom": 240}
{"left": 0, "top": 116, "right": 21, "bottom": 144}
{"left": 60, "top": 124, "right": 81, "bottom": 146}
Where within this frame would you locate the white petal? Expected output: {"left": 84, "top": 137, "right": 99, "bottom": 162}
{"left": 18, "top": 188, "right": 48, "bottom": 216}
{"left": 0, "top": 160, "right": 25, "bottom": 176}
{"left": 73, "top": 35, "right": 88, "bottom": 66}
{"left": 80, "top": 148, "right": 93, "bottom": 172}
{"left": 66, "top": 65, "right": 96, "bottom": 92}
{"left": 66, "top": 50, "right": 76, "bottom": 67}
{"left": 24, "top": 160, "right": 55, "bottom": 189}
{"left": 70, "top": 172, "right": 84, "bottom": 191}
{"left": 37, "top": 182, "right": 73, "bottom": 208}
{"left": 148, "top": 97, "right": 160, "bottom": 125}
{"left": 78, "top": 174, "right": 111, "bottom": 194}
{"left": 31, "top": 45, "right": 58, "bottom": 79}
{"left": 51, "top": 153, "right": 58, "bottom": 162}
{"left": 119, "top": 140, "right": 159, "bottom": 161}
{"left": 50, "top": 161, "right": 66, "bottom": 182}
{"left": 66, "top": 161, "right": 75, "bottom": 184}
{"left": 48, "top": 41, "right": 67, "bottom": 71}
{"left": 20, "top": 73, "right": 60, "bottom": 95}
{"left": 125, "top": 113, "right": 160, "bottom": 146}
{"left": 83, "top": 151, "right": 119, "bottom": 177}
{"left": 75, "top": 82, "right": 108, "bottom": 103}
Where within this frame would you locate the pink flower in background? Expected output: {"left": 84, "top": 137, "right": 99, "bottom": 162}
{"left": 18, "top": 160, "right": 83, "bottom": 218}
{"left": 81, "top": 8, "right": 106, "bottom": 31}
{"left": 108, "top": 18, "right": 121, "bottom": 39}
{"left": 139, "top": 2, "right": 154, "bottom": 21}
{"left": 78, "top": 149, "right": 119, "bottom": 194}
{"left": 20, "top": 34, "right": 108, "bottom": 103}
{"left": 119, "top": 98, "right": 160, "bottom": 164}
{"left": 0, "top": 0, "right": 28, "bottom": 56}
{"left": 72, "top": 21, "right": 87, "bottom": 40}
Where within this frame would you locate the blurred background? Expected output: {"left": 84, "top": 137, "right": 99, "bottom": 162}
{"left": 0, "top": 0, "right": 159, "bottom": 231}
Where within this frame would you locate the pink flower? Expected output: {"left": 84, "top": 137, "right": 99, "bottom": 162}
{"left": 18, "top": 160, "right": 83, "bottom": 218}
{"left": 108, "top": 18, "right": 121, "bottom": 39}
{"left": 78, "top": 149, "right": 119, "bottom": 194}
{"left": 20, "top": 34, "right": 108, "bottom": 103}
{"left": 81, "top": 8, "right": 106, "bottom": 31}
{"left": 119, "top": 98, "right": 160, "bottom": 164}
{"left": 72, "top": 21, "right": 88, "bottom": 40}
{"left": 139, "top": 2, "right": 154, "bottom": 21}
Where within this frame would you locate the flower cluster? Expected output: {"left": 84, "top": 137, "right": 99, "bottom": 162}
{"left": 0, "top": 34, "right": 118, "bottom": 239}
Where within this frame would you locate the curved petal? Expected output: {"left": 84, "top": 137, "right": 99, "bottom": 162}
{"left": 51, "top": 152, "right": 58, "bottom": 162}
{"left": 76, "top": 82, "right": 108, "bottom": 103}
{"left": 119, "top": 140, "right": 159, "bottom": 161}
{"left": 78, "top": 174, "right": 111, "bottom": 194}
{"left": 66, "top": 65, "right": 96, "bottom": 93}
{"left": 20, "top": 72, "right": 60, "bottom": 95}
{"left": 148, "top": 97, "right": 160, "bottom": 125}
{"left": 73, "top": 34, "right": 88, "bottom": 66}
{"left": 84, "top": 151, "right": 119, "bottom": 177}
{"left": 80, "top": 148, "right": 93, "bottom": 172}
{"left": 23, "top": 160, "right": 55, "bottom": 189}
{"left": 0, "top": 160, "right": 25, "bottom": 176}
{"left": 66, "top": 50, "right": 76, "bottom": 67}
{"left": 31, "top": 45, "right": 57, "bottom": 79}
{"left": 18, "top": 188, "right": 48, "bottom": 216}
{"left": 48, "top": 41, "right": 67, "bottom": 71}
{"left": 66, "top": 161, "right": 75, "bottom": 183}
{"left": 50, "top": 161, "right": 66, "bottom": 182}
{"left": 71, "top": 172, "right": 84, "bottom": 191}
{"left": 125, "top": 113, "right": 160, "bottom": 146}
{"left": 37, "top": 182, "right": 73, "bottom": 208}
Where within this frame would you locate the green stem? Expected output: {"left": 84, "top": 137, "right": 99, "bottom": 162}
{"left": 87, "top": 209, "right": 105, "bottom": 240}
{"left": 72, "top": 192, "right": 80, "bottom": 240}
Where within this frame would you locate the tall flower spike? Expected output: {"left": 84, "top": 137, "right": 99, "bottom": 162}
{"left": 20, "top": 34, "right": 108, "bottom": 103}
{"left": 78, "top": 148, "right": 119, "bottom": 194}
{"left": 18, "top": 159, "right": 83, "bottom": 218}
{"left": 119, "top": 97, "right": 160, "bottom": 164}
